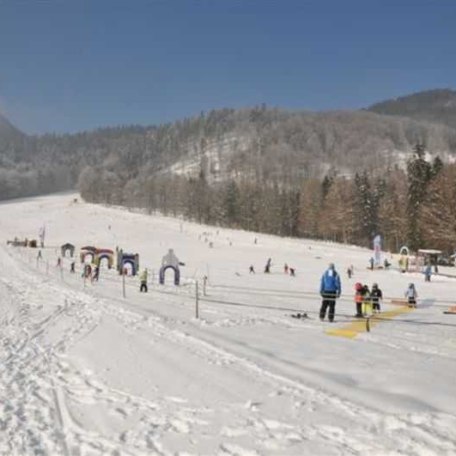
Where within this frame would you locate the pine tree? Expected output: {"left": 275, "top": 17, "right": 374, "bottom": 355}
{"left": 431, "top": 155, "right": 444, "bottom": 177}
{"left": 378, "top": 169, "right": 408, "bottom": 252}
{"left": 319, "top": 177, "right": 354, "bottom": 243}
{"left": 353, "top": 172, "right": 375, "bottom": 246}
{"left": 406, "top": 144, "right": 432, "bottom": 250}
{"left": 223, "top": 180, "right": 240, "bottom": 226}
{"left": 298, "top": 179, "right": 322, "bottom": 239}
{"left": 420, "top": 164, "right": 456, "bottom": 251}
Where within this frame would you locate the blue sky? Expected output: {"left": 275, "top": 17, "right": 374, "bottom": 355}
{"left": 1, "top": 0, "right": 455, "bottom": 134}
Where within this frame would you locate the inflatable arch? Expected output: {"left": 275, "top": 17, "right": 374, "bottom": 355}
{"left": 159, "top": 249, "right": 182, "bottom": 286}
{"left": 95, "top": 249, "right": 114, "bottom": 269}
{"left": 80, "top": 246, "right": 96, "bottom": 263}
{"left": 61, "top": 243, "right": 75, "bottom": 258}
{"left": 120, "top": 254, "right": 139, "bottom": 276}
{"left": 398, "top": 246, "right": 414, "bottom": 272}
{"left": 116, "top": 248, "right": 139, "bottom": 276}
{"left": 159, "top": 265, "right": 180, "bottom": 285}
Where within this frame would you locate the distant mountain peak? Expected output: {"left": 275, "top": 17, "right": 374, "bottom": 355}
{"left": 367, "top": 88, "right": 456, "bottom": 128}
{"left": 0, "top": 112, "right": 24, "bottom": 139}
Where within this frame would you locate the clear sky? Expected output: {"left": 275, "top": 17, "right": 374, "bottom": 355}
{"left": 1, "top": 0, "right": 455, "bottom": 134}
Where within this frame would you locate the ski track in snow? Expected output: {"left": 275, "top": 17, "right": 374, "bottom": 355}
{"left": 1, "top": 196, "right": 456, "bottom": 455}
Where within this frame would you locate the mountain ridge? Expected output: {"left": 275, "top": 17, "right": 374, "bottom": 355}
{"left": 1, "top": 88, "right": 456, "bottom": 201}
{"left": 0, "top": 112, "right": 24, "bottom": 140}
{"left": 367, "top": 88, "right": 456, "bottom": 129}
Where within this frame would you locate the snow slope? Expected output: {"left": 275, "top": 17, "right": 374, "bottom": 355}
{"left": 0, "top": 193, "right": 455, "bottom": 456}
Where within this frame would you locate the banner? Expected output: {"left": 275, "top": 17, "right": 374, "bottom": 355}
{"left": 373, "top": 234, "right": 382, "bottom": 267}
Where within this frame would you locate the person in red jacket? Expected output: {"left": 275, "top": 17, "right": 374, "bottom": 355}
{"left": 354, "top": 282, "right": 364, "bottom": 317}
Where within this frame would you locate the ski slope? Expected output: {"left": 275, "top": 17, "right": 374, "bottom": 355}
{"left": 0, "top": 193, "right": 455, "bottom": 456}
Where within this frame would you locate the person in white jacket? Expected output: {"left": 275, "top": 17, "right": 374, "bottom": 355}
{"left": 405, "top": 283, "right": 418, "bottom": 307}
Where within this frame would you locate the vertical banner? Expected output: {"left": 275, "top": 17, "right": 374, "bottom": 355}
{"left": 373, "top": 234, "right": 382, "bottom": 267}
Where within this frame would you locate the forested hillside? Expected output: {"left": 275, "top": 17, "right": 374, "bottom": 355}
{"left": 2, "top": 92, "right": 456, "bottom": 252}
{"left": 367, "top": 89, "right": 456, "bottom": 129}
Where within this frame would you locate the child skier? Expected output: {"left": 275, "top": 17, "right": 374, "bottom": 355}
{"left": 354, "top": 282, "right": 364, "bottom": 317}
{"left": 362, "top": 285, "right": 372, "bottom": 316}
{"left": 92, "top": 265, "right": 100, "bottom": 282}
{"left": 139, "top": 268, "right": 148, "bottom": 292}
{"left": 405, "top": 283, "right": 418, "bottom": 307}
{"left": 370, "top": 283, "right": 383, "bottom": 313}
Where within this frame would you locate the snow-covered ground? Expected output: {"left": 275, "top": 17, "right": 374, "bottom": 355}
{"left": 0, "top": 193, "right": 455, "bottom": 456}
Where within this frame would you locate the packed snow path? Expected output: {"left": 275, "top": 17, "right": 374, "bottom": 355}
{"left": 0, "top": 194, "right": 455, "bottom": 455}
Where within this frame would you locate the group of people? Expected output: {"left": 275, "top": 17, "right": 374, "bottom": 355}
{"left": 81, "top": 263, "right": 100, "bottom": 282}
{"left": 319, "top": 263, "right": 419, "bottom": 322}
{"left": 354, "top": 282, "right": 383, "bottom": 317}
{"left": 248, "top": 258, "right": 296, "bottom": 276}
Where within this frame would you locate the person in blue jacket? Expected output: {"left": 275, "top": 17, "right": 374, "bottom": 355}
{"left": 424, "top": 263, "right": 432, "bottom": 282}
{"left": 319, "top": 263, "right": 341, "bottom": 322}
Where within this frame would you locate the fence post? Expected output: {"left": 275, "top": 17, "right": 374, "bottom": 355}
{"left": 366, "top": 317, "right": 370, "bottom": 332}
{"left": 203, "top": 275, "right": 207, "bottom": 296}
{"left": 122, "top": 271, "right": 126, "bottom": 298}
{"left": 195, "top": 281, "right": 199, "bottom": 319}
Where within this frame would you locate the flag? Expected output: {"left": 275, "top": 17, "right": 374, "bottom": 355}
{"left": 373, "top": 234, "right": 382, "bottom": 266}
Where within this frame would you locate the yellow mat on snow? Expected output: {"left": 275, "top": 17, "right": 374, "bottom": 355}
{"left": 326, "top": 306, "right": 415, "bottom": 339}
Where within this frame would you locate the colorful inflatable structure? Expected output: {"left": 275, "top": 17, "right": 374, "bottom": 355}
{"left": 80, "top": 246, "right": 114, "bottom": 268}
{"left": 159, "top": 249, "right": 182, "bottom": 285}
{"left": 398, "top": 246, "right": 410, "bottom": 272}
{"left": 116, "top": 247, "right": 139, "bottom": 276}
{"left": 80, "top": 246, "right": 97, "bottom": 263}
{"left": 61, "top": 243, "right": 75, "bottom": 258}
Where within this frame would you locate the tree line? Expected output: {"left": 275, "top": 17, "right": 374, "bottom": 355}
{"left": 2, "top": 105, "right": 456, "bottom": 202}
{"left": 79, "top": 144, "right": 456, "bottom": 254}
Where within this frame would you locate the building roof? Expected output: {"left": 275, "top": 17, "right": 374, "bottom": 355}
{"left": 417, "top": 249, "right": 442, "bottom": 255}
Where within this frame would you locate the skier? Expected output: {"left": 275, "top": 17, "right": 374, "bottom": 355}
{"left": 289, "top": 267, "right": 295, "bottom": 277}
{"left": 139, "top": 268, "right": 148, "bottom": 292}
{"left": 249, "top": 265, "right": 255, "bottom": 274}
{"left": 284, "top": 263, "right": 289, "bottom": 274}
{"left": 354, "top": 282, "right": 364, "bottom": 317}
{"left": 264, "top": 258, "right": 272, "bottom": 274}
{"left": 405, "top": 283, "right": 418, "bottom": 307}
{"left": 370, "top": 283, "right": 383, "bottom": 313}
{"left": 347, "top": 266, "right": 352, "bottom": 279}
{"left": 70, "top": 261, "right": 75, "bottom": 273}
{"left": 361, "top": 284, "right": 372, "bottom": 316}
{"left": 37, "top": 250, "right": 42, "bottom": 260}
{"left": 92, "top": 265, "right": 100, "bottom": 282}
{"left": 83, "top": 264, "right": 92, "bottom": 279}
{"left": 319, "top": 263, "right": 341, "bottom": 322}
{"left": 424, "top": 264, "right": 432, "bottom": 282}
